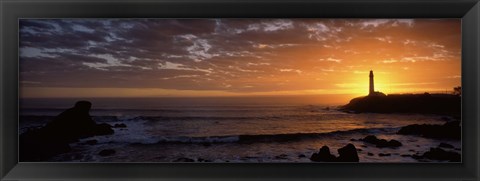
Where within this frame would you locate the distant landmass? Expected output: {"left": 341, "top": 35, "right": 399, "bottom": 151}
{"left": 341, "top": 70, "right": 461, "bottom": 116}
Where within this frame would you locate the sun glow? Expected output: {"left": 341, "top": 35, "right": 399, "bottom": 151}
{"left": 20, "top": 19, "right": 461, "bottom": 101}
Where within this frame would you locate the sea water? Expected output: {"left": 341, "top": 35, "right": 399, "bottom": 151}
{"left": 19, "top": 97, "right": 461, "bottom": 162}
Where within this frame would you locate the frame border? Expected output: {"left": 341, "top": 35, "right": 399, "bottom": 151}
{"left": 1, "top": 0, "right": 479, "bottom": 180}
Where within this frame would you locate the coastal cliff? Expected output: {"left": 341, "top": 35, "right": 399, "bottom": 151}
{"left": 341, "top": 93, "right": 461, "bottom": 116}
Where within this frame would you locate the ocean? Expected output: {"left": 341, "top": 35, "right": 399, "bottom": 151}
{"left": 19, "top": 97, "right": 461, "bottom": 162}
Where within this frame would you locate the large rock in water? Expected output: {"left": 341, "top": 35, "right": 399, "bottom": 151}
{"left": 337, "top": 144, "right": 359, "bottom": 162}
{"left": 20, "top": 101, "right": 114, "bottom": 161}
{"left": 310, "top": 144, "right": 359, "bottom": 162}
{"left": 310, "top": 146, "right": 336, "bottom": 162}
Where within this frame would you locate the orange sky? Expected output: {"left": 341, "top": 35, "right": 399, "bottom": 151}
{"left": 20, "top": 19, "right": 461, "bottom": 100}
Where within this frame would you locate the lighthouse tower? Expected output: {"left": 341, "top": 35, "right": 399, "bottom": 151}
{"left": 369, "top": 70, "right": 374, "bottom": 95}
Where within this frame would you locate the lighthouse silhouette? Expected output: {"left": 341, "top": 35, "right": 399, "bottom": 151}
{"left": 369, "top": 70, "right": 374, "bottom": 95}
{"left": 368, "top": 70, "right": 386, "bottom": 97}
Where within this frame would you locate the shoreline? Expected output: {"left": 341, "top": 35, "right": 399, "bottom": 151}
{"left": 19, "top": 101, "right": 461, "bottom": 163}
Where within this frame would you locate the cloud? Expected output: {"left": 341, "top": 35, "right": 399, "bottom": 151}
{"left": 381, "top": 59, "right": 398, "bottom": 63}
{"left": 374, "top": 36, "right": 393, "bottom": 43}
{"left": 224, "top": 19, "right": 294, "bottom": 34}
{"left": 262, "top": 19, "right": 294, "bottom": 32}
{"left": 318, "top": 57, "right": 342, "bottom": 63}
{"left": 359, "top": 19, "right": 414, "bottom": 29}
{"left": 177, "top": 34, "right": 217, "bottom": 62}
{"left": 246, "top": 62, "right": 271, "bottom": 66}
{"left": 279, "top": 69, "right": 302, "bottom": 74}
{"left": 158, "top": 61, "right": 213, "bottom": 73}
{"left": 18, "top": 19, "right": 459, "bottom": 94}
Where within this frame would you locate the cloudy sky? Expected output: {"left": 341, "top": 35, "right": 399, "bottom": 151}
{"left": 19, "top": 19, "right": 461, "bottom": 98}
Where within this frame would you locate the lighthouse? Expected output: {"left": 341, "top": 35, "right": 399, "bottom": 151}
{"left": 369, "top": 70, "right": 374, "bottom": 95}
{"left": 367, "top": 70, "right": 386, "bottom": 97}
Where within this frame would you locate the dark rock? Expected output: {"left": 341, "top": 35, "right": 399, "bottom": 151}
{"left": 44, "top": 101, "right": 114, "bottom": 139}
{"left": 85, "top": 139, "right": 98, "bottom": 145}
{"left": 350, "top": 138, "right": 357, "bottom": 141}
{"left": 378, "top": 153, "right": 391, "bottom": 157}
{"left": 113, "top": 123, "right": 127, "bottom": 128}
{"left": 397, "top": 121, "right": 460, "bottom": 140}
{"left": 174, "top": 157, "right": 195, "bottom": 162}
{"left": 408, "top": 149, "right": 416, "bottom": 152}
{"left": 310, "top": 146, "right": 336, "bottom": 162}
{"left": 401, "top": 154, "right": 412, "bottom": 157}
{"left": 421, "top": 148, "right": 461, "bottom": 162}
{"left": 311, "top": 144, "right": 359, "bottom": 162}
{"left": 356, "top": 149, "right": 362, "bottom": 152}
{"left": 388, "top": 140, "right": 402, "bottom": 147}
{"left": 98, "top": 149, "right": 116, "bottom": 157}
{"left": 362, "top": 135, "right": 379, "bottom": 143}
{"left": 359, "top": 135, "right": 402, "bottom": 148}
{"left": 337, "top": 144, "right": 359, "bottom": 162}
{"left": 298, "top": 154, "right": 306, "bottom": 158}
{"left": 367, "top": 152, "right": 374, "bottom": 156}
{"left": 439, "top": 143, "right": 454, "bottom": 148}
{"left": 19, "top": 101, "right": 115, "bottom": 161}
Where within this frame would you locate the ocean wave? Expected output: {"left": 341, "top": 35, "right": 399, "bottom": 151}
{"left": 135, "top": 127, "right": 398, "bottom": 145}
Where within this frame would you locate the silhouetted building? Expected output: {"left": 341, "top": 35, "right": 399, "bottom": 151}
{"left": 369, "top": 70, "right": 374, "bottom": 95}
{"left": 368, "top": 70, "right": 386, "bottom": 97}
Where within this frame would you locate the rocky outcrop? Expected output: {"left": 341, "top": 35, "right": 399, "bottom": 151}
{"left": 341, "top": 93, "right": 460, "bottom": 116}
{"left": 337, "top": 144, "right": 359, "bottom": 162}
{"left": 310, "top": 144, "right": 359, "bottom": 162}
{"left": 413, "top": 147, "right": 460, "bottom": 162}
{"left": 20, "top": 101, "right": 115, "bottom": 161}
{"left": 310, "top": 146, "right": 337, "bottom": 162}
{"left": 397, "top": 121, "right": 461, "bottom": 140}
{"left": 359, "top": 135, "right": 402, "bottom": 148}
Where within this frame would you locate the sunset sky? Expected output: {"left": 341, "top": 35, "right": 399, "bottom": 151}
{"left": 19, "top": 19, "right": 461, "bottom": 99}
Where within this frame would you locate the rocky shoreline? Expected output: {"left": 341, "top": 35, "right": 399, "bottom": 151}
{"left": 20, "top": 100, "right": 461, "bottom": 163}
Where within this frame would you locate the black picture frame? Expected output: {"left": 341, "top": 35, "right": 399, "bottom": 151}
{"left": 1, "top": 0, "right": 479, "bottom": 180}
